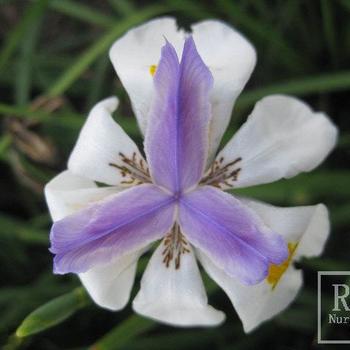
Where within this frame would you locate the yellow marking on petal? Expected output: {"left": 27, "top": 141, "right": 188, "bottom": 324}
{"left": 149, "top": 64, "right": 157, "bottom": 76}
{"left": 267, "top": 242, "right": 299, "bottom": 290}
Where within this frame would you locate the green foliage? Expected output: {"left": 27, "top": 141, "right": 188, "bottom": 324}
{"left": 89, "top": 315, "right": 156, "bottom": 350}
{"left": 0, "top": 0, "right": 349, "bottom": 349}
{"left": 16, "top": 288, "right": 90, "bottom": 337}
{"left": 47, "top": 4, "right": 168, "bottom": 97}
{"left": 0, "top": 0, "right": 49, "bottom": 73}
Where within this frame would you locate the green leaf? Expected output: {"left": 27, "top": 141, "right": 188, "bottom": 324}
{"left": 321, "top": 0, "right": 337, "bottom": 64}
{"left": 0, "top": 273, "right": 76, "bottom": 335}
{"left": 86, "top": 56, "right": 110, "bottom": 109}
{"left": 0, "top": 102, "right": 82, "bottom": 123}
{"left": 15, "top": 3, "right": 46, "bottom": 106}
{"left": 215, "top": 0, "right": 306, "bottom": 71}
{"left": 0, "top": 0, "right": 49, "bottom": 73}
{"left": 236, "top": 70, "right": 350, "bottom": 110}
{"left": 47, "top": 4, "right": 169, "bottom": 97}
{"left": 108, "top": 0, "right": 136, "bottom": 17}
{"left": 0, "top": 134, "right": 12, "bottom": 160}
{"left": 232, "top": 171, "right": 350, "bottom": 204}
{"left": 88, "top": 315, "right": 156, "bottom": 350}
{"left": 16, "top": 287, "right": 90, "bottom": 337}
{"left": 0, "top": 213, "right": 47, "bottom": 245}
{"left": 49, "top": 0, "right": 116, "bottom": 28}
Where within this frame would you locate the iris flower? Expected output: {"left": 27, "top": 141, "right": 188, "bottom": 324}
{"left": 45, "top": 18, "right": 337, "bottom": 330}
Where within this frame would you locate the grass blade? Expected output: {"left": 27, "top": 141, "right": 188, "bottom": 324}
{"left": 88, "top": 315, "right": 156, "bottom": 350}
{"left": 47, "top": 5, "right": 169, "bottom": 97}
{"left": 215, "top": 0, "right": 306, "bottom": 71}
{"left": 86, "top": 56, "right": 110, "bottom": 109}
{"left": 16, "top": 287, "right": 90, "bottom": 337}
{"left": 0, "top": 102, "right": 81, "bottom": 122}
{"left": 0, "top": 0, "right": 49, "bottom": 72}
{"left": 321, "top": 0, "right": 337, "bottom": 64}
{"left": 0, "top": 134, "right": 12, "bottom": 160}
{"left": 237, "top": 70, "right": 350, "bottom": 109}
{"left": 232, "top": 171, "right": 350, "bottom": 203}
{"left": 108, "top": 0, "right": 136, "bottom": 16}
{"left": 49, "top": 0, "right": 116, "bottom": 28}
{"left": 0, "top": 213, "right": 48, "bottom": 245}
{"left": 15, "top": 6, "right": 45, "bottom": 105}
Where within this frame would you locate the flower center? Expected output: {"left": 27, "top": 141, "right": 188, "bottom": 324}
{"left": 162, "top": 222, "right": 190, "bottom": 269}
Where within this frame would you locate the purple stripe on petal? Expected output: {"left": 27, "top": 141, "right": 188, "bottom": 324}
{"left": 50, "top": 184, "right": 175, "bottom": 274}
{"left": 145, "top": 37, "right": 213, "bottom": 193}
{"left": 178, "top": 186, "right": 288, "bottom": 285}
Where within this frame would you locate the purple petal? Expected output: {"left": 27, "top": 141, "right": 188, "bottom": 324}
{"left": 178, "top": 186, "right": 288, "bottom": 285}
{"left": 145, "top": 37, "right": 213, "bottom": 193}
{"left": 50, "top": 184, "right": 175, "bottom": 274}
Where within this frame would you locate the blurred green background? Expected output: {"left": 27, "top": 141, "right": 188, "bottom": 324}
{"left": 0, "top": 0, "right": 349, "bottom": 349}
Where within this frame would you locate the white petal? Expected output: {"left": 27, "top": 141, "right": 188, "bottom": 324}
{"left": 79, "top": 250, "right": 141, "bottom": 311}
{"left": 45, "top": 170, "right": 140, "bottom": 311}
{"left": 191, "top": 20, "right": 256, "bottom": 161}
{"left": 109, "top": 17, "right": 256, "bottom": 158}
{"left": 68, "top": 97, "right": 145, "bottom": 186}
{"left": 217, "top": 95, "right": 338, "bottom": 189}
{"left": 198, "top": 200, "right": 330, "bottom": 332}
{"left": 198, "top": 251, "right": 302, "bottom": 333}
{"left": 133, "top": 240, "right": 225, "bottom": 327}
{"left": 243, "top": 199, "right": 330, "bottom": 259}
{"left": 44, "top": 170, "right": 119, "bottom": 222}
{"left": 109, "top": 18, "right": 185, "bottom": 133}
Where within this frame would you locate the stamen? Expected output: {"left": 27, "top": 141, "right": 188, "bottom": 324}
{"left": 162, "top": 223, "right": 190, "bottom": 269}
{"left": 109, "top": 152, "right": 151, "bottom": 185}
{"left": 200, "top": 157, "right": 242, "bottom": 189}
{"left": 149, "top": 64, "right": 157, "bottom": 77}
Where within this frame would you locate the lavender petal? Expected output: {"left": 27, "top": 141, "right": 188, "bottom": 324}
{"left": 50, "top": 184, "right": 175, "bottom": 274}
{"left": 178, "top": 186, "right": 288, "bottom": 285}
{"left": 145, "top": 37, "right": 213, "bottom": 193}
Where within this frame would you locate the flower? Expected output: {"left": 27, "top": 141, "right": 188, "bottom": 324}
{"left": 45, "top": 18, "right": 337, "bottom": 329}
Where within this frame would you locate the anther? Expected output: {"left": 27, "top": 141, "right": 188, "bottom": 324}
{"left": 162, "top": 223, "right": 190, "bottom": 270}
